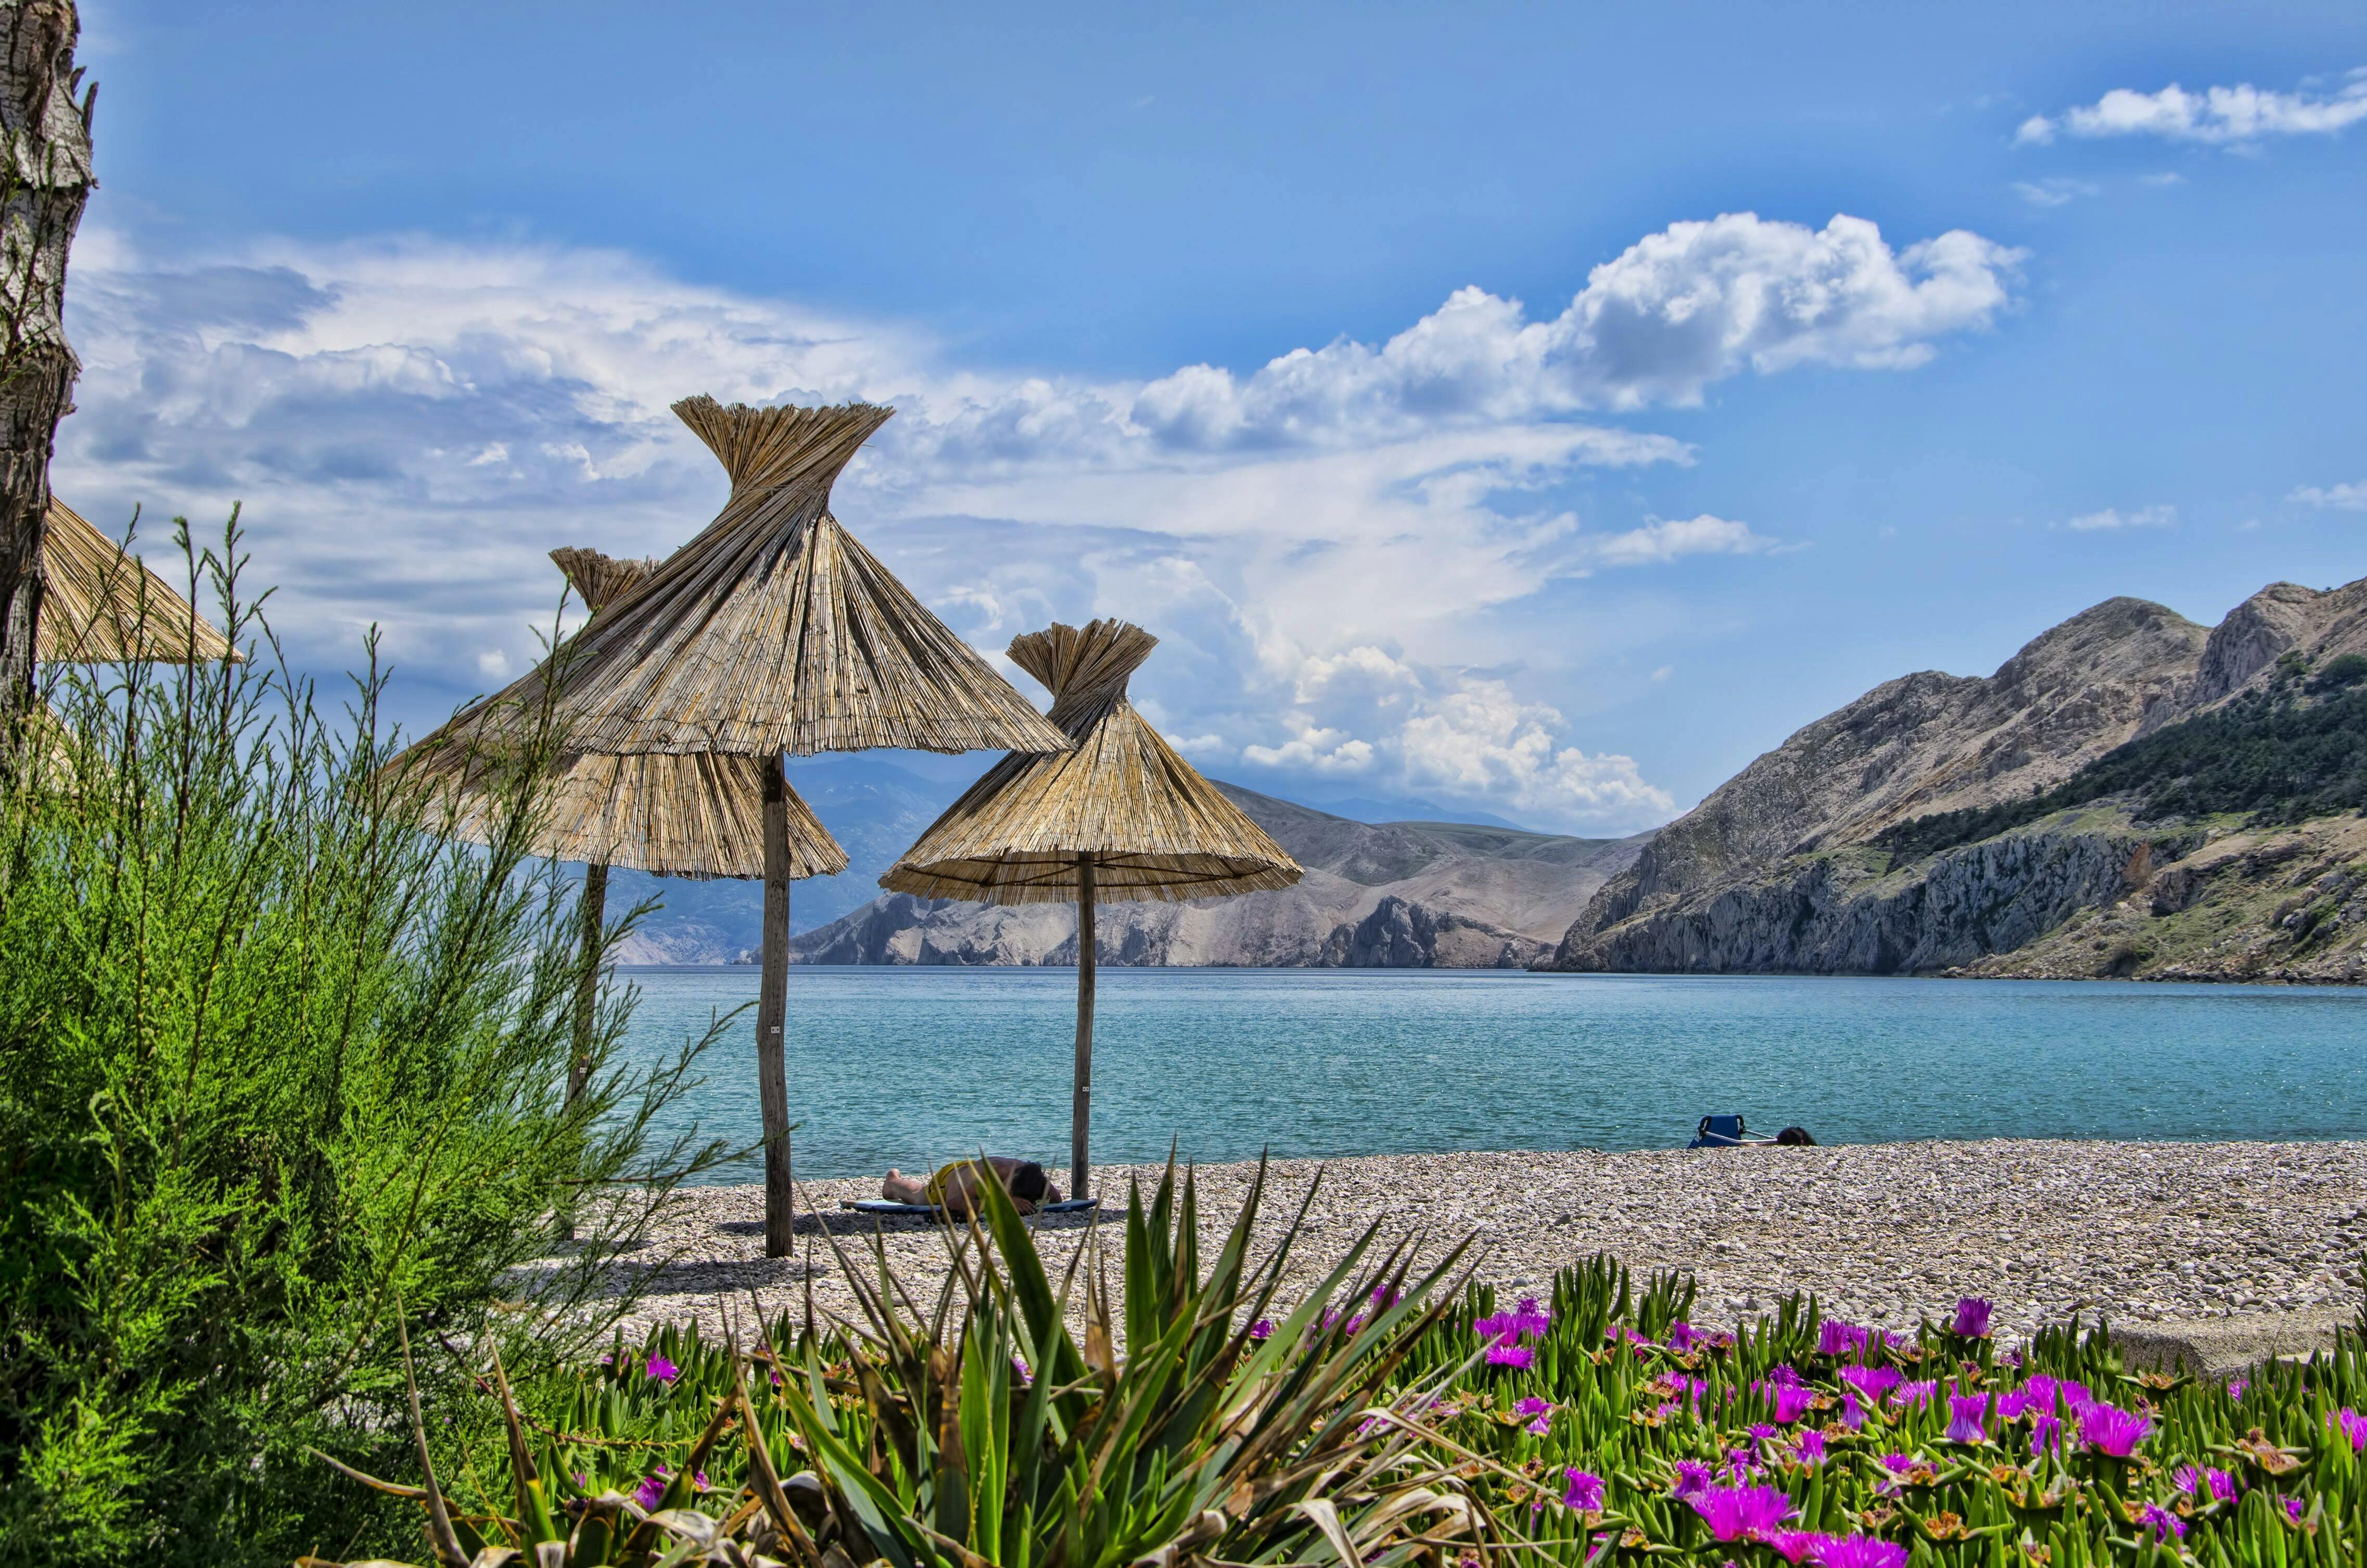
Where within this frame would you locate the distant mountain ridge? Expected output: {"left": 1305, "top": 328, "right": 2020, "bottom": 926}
{"left": 608, "top": 762, "right": 1635, "bottom": 967}
{"left": 1546, "top": 576, "right": 2367, "bottom": 982}
{"left": 781, "top": 783, "right": 1648, "bottom": 968}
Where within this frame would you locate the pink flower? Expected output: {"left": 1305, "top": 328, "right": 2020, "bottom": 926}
{"left": 1944, "top": 1393, "right": 1988, "bottom": 1444}
{"left": 1766, "top": 1531, "right": 1828, "bottom": 1564}
{"left": 1889, "top": 1379, "right": 1938, "bottom": 1410}
{"left": 2287, "top": 1498, "right": 2306, "bottom": 1523}
{"left": 632, "top": 1467, "right": 668, "bottom": 1510}
{"left": 2029, "top": 1413, "right": 2063, "bottom": 1457}
{"left": 1670, "top": 1460, "right": 1715, "bottom": 1502}
{"left": 1515, "top": 1396, "right": 1552, "bottom": 1416}
{"left": 1665, "top": 1321, "right": 1699, "bottom": 1352}
{"left": 1840, "top": 1389, "right": 1866, "bottom": 1431}
{"left": 1840, "top": 1365, "right": 1901, "bottom": 1402}
{"left": 1793, "top": 1430, "right": 1828, "bottom": 1465}
{"left": 1562, "top": 1469, "right": 1606, "bottom": 1511}
{"left": 2078, "top": 1403, "right": 2150, "bottom": 1458}
{"left": 643, "top": 1355, "right": 680, "bottom": 1384}
{"left": 1686, "top": 1484, "right": 1796, "bottom": 1542}
{"left": 1771, "top": 1384, "right": 1815, "bottom": 1423}
{"left": 1247, "top": 1320, "right": 1272, "bottom": 1341}
{"left": 2334, "top": 1408, "right": 2367, "bottom": 1453}
{"left": 1485, "top": 1343, "right": 1535, "bottom": 1370}
{"left": 2174, "top": 1464, "right": 2237, "bottom": 1502}
{"left": 1815, "top": 1537, "right": 1908, "bottom": 1568}
{"left": 1817, "top": 1320, "right": 1872, "bottom": 1358}
{"left": 1949, "top": 1298, "right": 1993, "bottom": 1338}
{"left": 2136, "top": 1503, "right": 2185, "bottom": 1544}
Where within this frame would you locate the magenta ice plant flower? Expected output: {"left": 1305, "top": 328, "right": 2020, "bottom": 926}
{"left": 2287, "top": 1498, "right": 2307, "bottom": 1523}
{"left": 632, "top": 1467, "right": 669, "bottom": 1510}
{"left": 1766, "top": 1532, "right": 1829, "bottom": 1565}
{"left": 1687, "top": 1484, "right": 1796, "bottom": 1542}
{"left": 2078, "top": 1403, "right": 2151, "bottom": 1458}
{"left": 1772, "top": 1383, "right": 1815, "bottom": 1423}
{"left": 1485, "top": 1343, "right": 1535, "bottom": 1370}
{"left": 1670, "top": 1460, "right": 1715, "bottom": 1502}
{"left": 1816, "top": 1537, "right": 1910, "bottom": 1568}
{"left": 2334, "top": 1408, "right": 2367, "bottom": 1453}
{"left": 1511, "top": 1296, "right": 1551, "bottom": 1335}
{"left": 1890, "top": 1379, "right": 1938, "bottom": 1410}
{"left": 1793, "top": 1429, "right": 1828, "bottom": 1465}
{"left": 2175, "top": 1464, "right": 2237, "bottom": 1502}
{"left": 1562, "top": 1469, "right": 1606, "bottom": 1511}
{"left": 1665, "top": 1321, "right": 1699, "bottom": 1352}
{"left": 2135, "top": 1503, "right": 2185, "bottom": 1544}
{"left": 1840, "top": 1389, "right": 1866, "bottom": 1432}
{"left": 1840, "top": 1365, "right": 1902, "bottom": 1402}
{"left": 643, "top": 1355, "right": 680, "bottom": 1384}
{"left": 1817, "top": 1320, "right": 1872, "bottom": 1358}
{"left": 1516, "top": 1396, "right": 1552, "bottom": 1416}
{"left": 1247, "top": 1320, "right": 1272, "bottom": 1341}
{"left": 2029, "top": 1413, "right": 2063, "bottom": 1458}
{"left": 1945, "top": 1393, "right": 1989, "bottom": 1444}
{"left": 1949, "top": 1297, "right": 1993, "bottom": 1338}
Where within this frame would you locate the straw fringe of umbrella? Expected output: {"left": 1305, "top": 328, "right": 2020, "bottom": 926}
{"left": 37, "top": 498, "right": 237, "bottom": 664}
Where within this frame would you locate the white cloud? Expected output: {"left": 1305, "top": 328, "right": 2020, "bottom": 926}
{"left": 2139, "top": 171, "right": 2187, "bottom": 187}
{"left": 2012, "top": 177, "right": 2100, "bottom": 208}
{"left": 2290, "top": 480, "right": 2367, "bottom": 512}
{"left": 2063, "top": 505, "right": 2176, "bottom": 531}
{"left": 53, "top": 208, "right": 2014, "bottom": 829}
{"left": 2018, "top": 70, "right": 2367, "bottom": 145}
{"left": 1589, "top": 513, "right": 1776, "bottom": 567}
{"left": 1396, "top": 679, "right": 1674, "bottom": 827}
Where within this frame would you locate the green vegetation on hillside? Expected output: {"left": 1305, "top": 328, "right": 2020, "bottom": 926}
{"left": 1876, "top": 654, "right": 2367, "bottom": 860}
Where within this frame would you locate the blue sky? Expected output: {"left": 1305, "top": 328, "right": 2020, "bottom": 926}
{"left": 59, "top": 0, "right": 2367, "bottom": 831}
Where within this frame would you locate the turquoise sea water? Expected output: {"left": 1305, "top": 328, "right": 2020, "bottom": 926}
{"left": 614, "top": 966, "right": 2367, "bottom": 1183}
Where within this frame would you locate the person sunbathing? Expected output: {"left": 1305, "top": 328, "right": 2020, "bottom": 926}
{"left": 881, "top": 1156, "right": 1063, "bottom": 1216}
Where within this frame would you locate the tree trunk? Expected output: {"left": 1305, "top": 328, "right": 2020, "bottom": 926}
{"left": 758, "top": 753, "right": 794, "bottom": 1258}
{"left": 1072, "top": 852, "right": 1095, "bottom": 1199}
{"left": 0, "top": 0, "right": 93, "bottom": 728}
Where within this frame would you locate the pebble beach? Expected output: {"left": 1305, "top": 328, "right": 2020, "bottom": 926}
{"left": 602, "top": 1139, "right": 2367, "bottom": 1347}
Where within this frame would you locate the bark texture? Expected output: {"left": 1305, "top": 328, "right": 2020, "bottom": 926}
{"left": 0, "top": 0, "right": 92, "bottom": 722}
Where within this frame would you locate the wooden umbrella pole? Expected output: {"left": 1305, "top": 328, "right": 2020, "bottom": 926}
{"left": 1072, "top": 851, "right": 1096, "bottom": 1199}
{"left": 758, "top": 754, "right": 795, "bottom": 1258}
{"left": 568, "top": 861, "right": 607, "bottom": 1106}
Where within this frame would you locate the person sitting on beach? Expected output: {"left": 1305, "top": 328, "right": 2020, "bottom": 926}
{"left": 882, "top": 1157, "right": 1063, "bottom": 1217}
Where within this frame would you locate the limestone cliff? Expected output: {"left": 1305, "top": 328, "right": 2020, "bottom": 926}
{"left": 783, "top": 785, "right": 1644, "bottom": 967}
{"left": 1548, "top": 577, "right": 2367, "bottom": 979}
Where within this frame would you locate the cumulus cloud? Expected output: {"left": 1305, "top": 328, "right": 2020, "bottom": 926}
{"left": 2018, "top": 70, "right": 2367, "bottom": 145}
{"left": 1588, "top": 513, "right": 1776, "bottom": 567}
{"left": 1397, "top": 679, "right": 1673, "bottom": 825}
{"left": 2290, "top": 480, "right": 2367, "bottom": 512}
{"left": 1132, "top": 213, "right": 2020, "bottom": 436}
{"left": 2063, "top": 505, "right": 2175, "bottom": 531}
{"left": 53, "top": 208, "right": 2012, "bottom": 830}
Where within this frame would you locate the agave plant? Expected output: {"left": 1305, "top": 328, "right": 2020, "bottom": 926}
{"left": 303, "top": 1158, "right": 1499, "bottom": 1568}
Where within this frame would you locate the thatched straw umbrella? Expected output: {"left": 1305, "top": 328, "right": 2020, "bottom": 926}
{"left": 396, "top": 545, "right": 848, "bottom": 1108}
{"left": 425, "top": 398, "right": 1070, "bottom": 1254}
{"left": 882, "top": 619, "right": 1302, "bottom": 1196}
{"left": 37, "top": 497, "right": 236, "bottom": 664}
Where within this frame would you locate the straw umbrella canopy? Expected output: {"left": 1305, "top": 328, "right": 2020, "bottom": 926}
{"left": 37, "top": 496, "right": 236, "bottom": 664}
{"left": 19, "top": 496, "right": 238, "bottom": 787}
{"left": 429, "top": 398, "right": 1070, "bottom": 1254}
{"left": 882, "top": 619, "right": 1302, "bottom": 1196}
{"left": 393, "top": 545, "right": 848, "bottom": 1112}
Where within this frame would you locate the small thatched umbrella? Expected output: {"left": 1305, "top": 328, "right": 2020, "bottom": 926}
{"left": 37, "top": 497, "right": 236, "bottom": 664}
{"left": 433, "top": 399, "right": 1070, "bottom": 1254}
{"left": 882, "top": 619, "right": 1302, "bottom": 1196}
{"left": 396, "top": 545, "right": 848, "bottom": 1105}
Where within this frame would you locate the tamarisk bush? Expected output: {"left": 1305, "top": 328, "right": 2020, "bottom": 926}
{"left": 0, "top": 519, "right": 729, "bottom": 1566}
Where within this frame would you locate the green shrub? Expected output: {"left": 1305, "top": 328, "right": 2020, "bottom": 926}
{"left": 0, "top": 521, "right": 729, "bottom": 1566}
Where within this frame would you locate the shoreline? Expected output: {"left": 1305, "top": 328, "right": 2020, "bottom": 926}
{"left": 600, "top": 1139, "right": 2367, "bottom": 1347}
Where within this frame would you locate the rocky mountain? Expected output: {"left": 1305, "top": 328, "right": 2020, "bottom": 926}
{"left": 783, "top": 784, "right": 1648, "bottom": 967}
{"left": 1546, "top": 577, "right": 2367, "bottom": 981}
